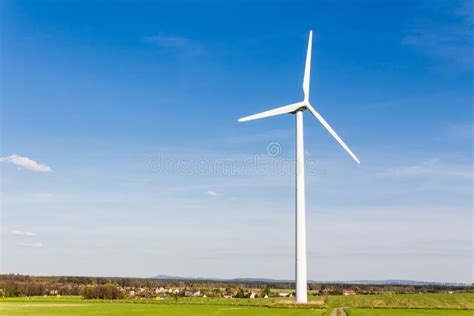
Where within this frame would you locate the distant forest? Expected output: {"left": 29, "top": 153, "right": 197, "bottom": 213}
{"left": 1, "top": 274, "right": 472, "bottom": 299}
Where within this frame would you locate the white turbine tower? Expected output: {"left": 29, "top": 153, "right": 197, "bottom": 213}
{"left": 238, "top": 31, "right": 360, "bottom": 303}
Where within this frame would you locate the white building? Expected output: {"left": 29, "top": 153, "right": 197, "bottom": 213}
{"left": 155, "top": 287, "right": 166, "bottom": 294}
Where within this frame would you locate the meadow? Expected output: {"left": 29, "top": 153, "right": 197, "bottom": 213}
{"left": 345, "top": 309, "right": 473, "bottom": 316}
{"left": 0, "top": 301, "right": 327, "bottom": 316}
{"left": 325, "top": 292, "right": 474, "bottom": 309}
{"left": 1, "top": 293, "right": 473, "bottom": 315}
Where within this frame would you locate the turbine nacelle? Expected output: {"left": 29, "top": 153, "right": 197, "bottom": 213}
{"left": 290, "top": 104, "right": 308, "bottom": 114}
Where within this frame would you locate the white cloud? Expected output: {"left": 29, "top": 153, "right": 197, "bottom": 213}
{"left": 206, "top": 190, "right": 220, "bottom": 197}
{"left": 17, "top": 242, "right": 43, "bottom": 248}
{"left": 11, "top": 230, "right": 37, "bottom": 237}
{"left": 0, "top": 154, "right": 52, "bottom": 172}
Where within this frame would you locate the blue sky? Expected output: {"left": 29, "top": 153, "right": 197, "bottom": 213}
{"left": 1, "top": 0, "right": 472, "bottom": 283}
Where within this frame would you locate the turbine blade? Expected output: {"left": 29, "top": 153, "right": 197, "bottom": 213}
{"left": 303, "top": 30, "right": 313, "bottom": 102}
{"left": 306, "top": 104, "right": 360, "bottom": 164}
{"left": 238, "top": 102, "right": 303, "bottom": 122}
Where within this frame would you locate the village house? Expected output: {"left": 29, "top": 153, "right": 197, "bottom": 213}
{"left": 155, "top": 287, "right": 167, "bottom": 294}
{"left": 343, "top": 290, "right": 356, "bottom": 296}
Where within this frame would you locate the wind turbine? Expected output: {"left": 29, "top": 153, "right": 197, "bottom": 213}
{"left": 238, "top": 31, "right": 360, "bottom": 303}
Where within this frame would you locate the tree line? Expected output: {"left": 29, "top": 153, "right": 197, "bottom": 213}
{"left": 0, "top": 274, "right": 471, "bottom": 299}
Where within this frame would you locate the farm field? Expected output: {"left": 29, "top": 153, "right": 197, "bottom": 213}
{"left": 326, "top": 293, "right": 474, "bottom": 309}
{"left": 346, "top": 308, "right": 474, "bottom": 316}
{"left": 1, "top": 293, "right": 473, "bottom": 315}
{"left": 0, "top": 300, "right": 326, "bottom": 316}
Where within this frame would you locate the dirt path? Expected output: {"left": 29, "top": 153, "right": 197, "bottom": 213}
{"left": 330, "top": 307, "right": 347, "bottom": 316}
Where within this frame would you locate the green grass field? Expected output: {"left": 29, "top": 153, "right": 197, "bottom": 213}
{"left": 325, "top": 293, "right": 474, "bottom": 309}
{"left": 0, "top": 300, "right": 326, "bottom": 316}
{"left": 346, "top": 308, "right": 474, "bottom": 316}
{"left": 1, "top": 293, "right": 473, "bottom": 315}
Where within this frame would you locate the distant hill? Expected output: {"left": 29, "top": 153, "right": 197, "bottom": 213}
{"left": 321, "top": 280, "right": 467, "bottom": 286}
{"left": 152, "top": 275, "right": 468, "bottom": 286}
{"left": 152, "top": 275, "right": 290, "bottom": 283}
{"left": 153, "top": 275, "right": 188, "bottom": 280}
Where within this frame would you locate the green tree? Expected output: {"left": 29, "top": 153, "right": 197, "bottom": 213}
{"left": 262, "top": 285, "right": 271, "bottom": 296}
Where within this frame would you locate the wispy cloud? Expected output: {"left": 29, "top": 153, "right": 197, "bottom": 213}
{"left": 206, "top": 190, "right": 220, "bottom": 197}
{"left": 0, "top": 154, "right": 52, "bottom": 172}
{"left": 402, "top": 2, "right": 473, "bottom": 69}
{"left": 17, "top": 242, "right": 43, "bottom": 248}
{"left": 454, "top": 1, "right": 474, "bottom": 24}
{"left": 142, "top": 34, "right": 204, "bottom": 55}
{"left": 32, "top": 192, "right": 55, "bottom": 199}
{"left": 11, "top": 230, "right": 37, "bottom": 237}
{"left": 225, "top": 128, "right": 294, "bottom": 146}
{"left": 443, "top": 122, "right": 473, "bottom": 139}
{"left": 376, "top": 159, "right": 472, "bottom": 179}
{"left": 402, "top": 27, "right": 473, "bottom": 68}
